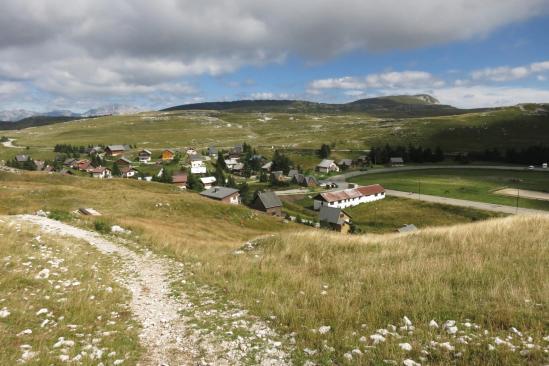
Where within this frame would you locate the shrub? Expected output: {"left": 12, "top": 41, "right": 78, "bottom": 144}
{"left": 47, "top": 209, "right": 72, "bottom": 222}
{"left": 94, "top": 219, "right": 112, "bottom": 234}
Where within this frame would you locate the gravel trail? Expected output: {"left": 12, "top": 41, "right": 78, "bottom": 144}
{"left": 14, "top": 214, "right": 291, "bottom": 366}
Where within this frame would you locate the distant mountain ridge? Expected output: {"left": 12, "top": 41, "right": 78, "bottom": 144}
{"left": 0, "top": 104, "right": 141, "bottom": 122}
{"left": 162, "top": 94, "right": 485, "bottom": 117}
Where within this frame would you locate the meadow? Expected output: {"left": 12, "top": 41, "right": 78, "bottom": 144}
{"left": 1, "top": 172, "right": 547, "bottom": 364}
{"left": 1, "top": 106, "right": 548, "bottom": 167}
{"left": 280, "top": 195, "right": 503, "bottom": 233}
{"left": 350, "top": 168, "right": 549, "bottom": 211}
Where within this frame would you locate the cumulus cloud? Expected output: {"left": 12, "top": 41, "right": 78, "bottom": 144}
{"left": 471, "top": 60, "right": 549, "bottom": 82}
{"left": 249, "top": 92, "right": 292, "bottom": 100}
{"left": 308, "top": 71, "right": 444, "bottom": 93}
{"left": 0, "top": 0, "right": 547, "bottom": 108}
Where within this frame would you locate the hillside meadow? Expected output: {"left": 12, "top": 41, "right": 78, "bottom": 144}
{"left": 1, "top": 172, "right": 548, "bottom": 364}
{"left": 1, "top": 106, "right": 548, "bottom": 165}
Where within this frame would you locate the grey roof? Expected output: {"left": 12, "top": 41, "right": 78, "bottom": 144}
{"left": 15, "top": 155, "right": 29, "bottom": 162}
{"left": 317, "top": 159, "right": 335, "bottom": 168}
{"left": 190, "top": 154, "right": 205, "bottom": 161}
{"left": 262, "top": 161, "right": 273, "bottom": 169}
{"left": 338, "top": 159, "right": 353, "bottom": 166}
{"left": 106, "top": 145, "right": 127, "bottom": 151}
{"left": 116, "top": 157, "right": 132, "bottom": 164}
{"left": 398, "top": 224, "right": 418, "bottom": 233}
{"left": 390, "top": 157, "right": 404, "bottom": 163}
{"left": 64, "top": 158, "right": 76, "bottom": 165}
{"left": 138, "top": 149, "right": 152, "bottom": 155}
{"left": 319, "top": 206, "right": 350, "bottom": 225}
{"left": 200, "top": 186, "right": 239, "bottom": 200}
{"left": 287, "top": 169, "right": 299, "bottom": 178}
{"left": 256, "top": 191, "right": 282, "bottom": 209}
{"left": 233, "top": 162, "right": 244, "bottom": 170}
{"left": 207, "top": 146, "right": 218, "bottom": 155}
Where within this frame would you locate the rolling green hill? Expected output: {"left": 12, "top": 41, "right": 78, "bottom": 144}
{"left": 163, "top": 94, "right": 481, "bottom": 118}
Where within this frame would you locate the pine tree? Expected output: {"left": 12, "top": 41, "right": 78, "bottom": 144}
{"left": 111, "top": 163, "right": 121, "bottom": 177}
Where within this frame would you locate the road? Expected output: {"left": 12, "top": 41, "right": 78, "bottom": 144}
{"left": 386, "top": 189, "right": 548, "bottom": 215}
{"left": 332, "top": 164, "right": 549, "bottom": 181}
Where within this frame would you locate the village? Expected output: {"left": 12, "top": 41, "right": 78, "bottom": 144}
{"left": 4, "top": 142, "right": 412, "bottom": 234}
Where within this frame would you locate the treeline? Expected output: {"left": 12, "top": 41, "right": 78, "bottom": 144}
{"left": 468, "top": 145, "right": 549, "bottom": 165}
{"left": 369, "top": 144, "right": 444, "bottom": 164}
{"left": 6, "top": 157, "right": 37, "bottom": 171}
{"left": 54, "top": 144, "right": 98, "bottom": 154}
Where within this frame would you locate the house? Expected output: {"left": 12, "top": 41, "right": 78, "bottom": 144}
{"left": 318, "top": 180, "right": 338, "bottom": 189}
{"left": 231, "top": 144, "right": 243, "bottom": 156}
{"left": 207, "top": 146, "right": 218, "bottom": 157}
{"left": 138, "top": 149, "right": 152, "bottom": 163}
{"left": 105, "top": 145, "right": 127, "bottom": 157}
{"left": 200, "top": 176, "right": 217, "bottom": 190}
{"left": 88, "top": 146, "right": 103, "bottom": 155}
{"left": 397, "top": 224, "right": 418, "bottom": 233}
{"left": 390, "top": 157, "right": 404, "bottom": 167}
{"left": 200, "top": 186, "right": 240, "bottom": 205}
{"left": 120, "top": 166, "right": 138, "bottom": 178}
{"left": 313, "top": 184, "right": 385, "bottom": 210}
{"left": 287, "top": 169, "right": 299, "bottom": 179}
{"left": 63, "top": 158, "right": 77, "bottom": 167}
{"left": 15, "top": 155, "right": 29, "bottom": 163}
{"left": 33, "top": 160, "right": 45, "bottom": 171}
{"left": 261, "top": 161, "right": 273, "bottom": 172}
{"left": 232, "top": 162, "right": 245, "bottom": 175}
{"left": 319, "top": 206, "right": 352, "bottom": 234}
{"left": 89, "top": 166, "right": 112, "bottom": 179}
{"left": 224, "top": 158, "right": 239, "bottom": 170}
{"left": 115, "top": 157, "right": 132, "bottom": 168}
{"left": 172, "top": 174, "right": 188, "bottom": 189}
{"left": 316, "top": 159, "right": 340, "bottom": 173}
{"left": 162, "top": 149, "right": 176, "bottom": 161}
{"left": 75, "top": 159, "right": 92, "bottom": 171}
{"left": 251, "top": 191, "right": 283, "bottom": 216}
{"left": 355, "top": 155, "right": 369, "bottom": 165}
{"left": 186, "top": 148, "right": 197, "bottom": 156}
{"left": 337, "top": 159, "right": 353, "bottom": 169}
{"left": 271, "top": 170, "right": 284, "bottom": 182}
{"left": 190, "top": 155, "right": 207, "bottom": 174}
{"left": 293, "top": 174, "right": 318, "bottom": 187}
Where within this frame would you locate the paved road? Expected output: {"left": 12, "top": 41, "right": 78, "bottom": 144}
{"left": 386, "top": 189, "right": 548, "bottom": 215}
{"left": 332, "top": 164, "right": 549, "bottom": 181}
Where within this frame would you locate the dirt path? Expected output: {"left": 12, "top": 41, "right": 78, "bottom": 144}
{"left": 1, "top": 138, "right": 22, "bottom": 148}
{"left": 386, "top": 190, "right": 549, "bottom": 215}
{"left": 14, "top": 215, "right": 291, "bottom": 366}
{"left": 494, "top": 188, "right": 549, "bottom": 202}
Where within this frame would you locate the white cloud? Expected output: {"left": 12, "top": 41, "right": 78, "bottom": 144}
{"left": 471, "top": 60, "right": 549, "bottom": 82}
{"left": 309, "top": 71, "right": 443, "bottom": 93}
{"left": 0, "top": 0, "right": 547, "bottom": 108}
{"left": 249, "top": 92, "right": 291, "bottom": 100}
{"left": 432, "top": 86, "right": 549, "bottom": 108}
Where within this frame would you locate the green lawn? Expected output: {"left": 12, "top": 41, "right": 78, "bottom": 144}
{"left": 350, "top": 168, "right": 549, "bottom": 210}
{"left": 280, "top": 194, "right": 503, "bottom": 233}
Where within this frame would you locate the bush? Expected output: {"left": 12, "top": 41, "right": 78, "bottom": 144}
{"left": 94, "top": 219, "right": 112, "bottom": 234}
{"left": 47, "top": 210, "right": 72, "bottom": 222}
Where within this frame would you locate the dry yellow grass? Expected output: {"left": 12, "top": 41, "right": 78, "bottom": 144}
{"left": 1, "top": 172, "right": 547, "bottom": 364}
{"left": 0, "top": 218, "right": 141, "bottom": 365}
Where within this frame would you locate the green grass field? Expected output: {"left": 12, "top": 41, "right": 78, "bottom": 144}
{"left": 1, "top": 106, "right": 548, "bottom": 167}
{"left": 280, "top": 195, "right": 503, "bottom": 233}
{"left": 350, "top": 169, "right": 549, "bottom": 211}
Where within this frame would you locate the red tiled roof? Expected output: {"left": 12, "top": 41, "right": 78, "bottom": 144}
{"left": 172, "top": 174, "right": 188, "bottom": 184}
{"left": 356, "top": 184, "right": 385, "bottom": 196}
{"left": 316, "top": 184, "right": 385, "bottom": 203}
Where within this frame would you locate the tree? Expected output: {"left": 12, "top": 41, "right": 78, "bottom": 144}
{"left": 216, "top": 153, "right": 227, "bottom": 170}
{"left": 271, "top": 150, "right": 292, "bottom": 174}
{"left": 226, "top": 175, "right": 237, "bottom": 188}
{"left": 159, "top": 168, "right": 172, "bottom": 183}
{"left": 214, "top": 166, "right": 226, "bottom": 186}
{"left": 259, "top": 170, "right": 269, "bottom": 183}
{"left": 318, "top": 144, "right": 331, "bottom": 158}
{"left": 187, "top": 172, "right": 204, "bottom": 191}
{"left": 111, "top": 163, "right": 121, "bottom": 177}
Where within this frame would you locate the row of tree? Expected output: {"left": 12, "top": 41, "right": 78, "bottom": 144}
{"left": 467, "top": 145, "right": 549, "bottom": 165}
{"left": 369, "top": 144, "right": 445, "bottom": 164}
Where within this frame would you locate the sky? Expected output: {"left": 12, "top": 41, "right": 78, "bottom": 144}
{"left": 1, "top": 0, "right": 549, "bottom": 112}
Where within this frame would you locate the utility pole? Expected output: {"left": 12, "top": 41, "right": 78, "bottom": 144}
{"left": 516, "top": 180, "right": 520, "bottom": 214}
